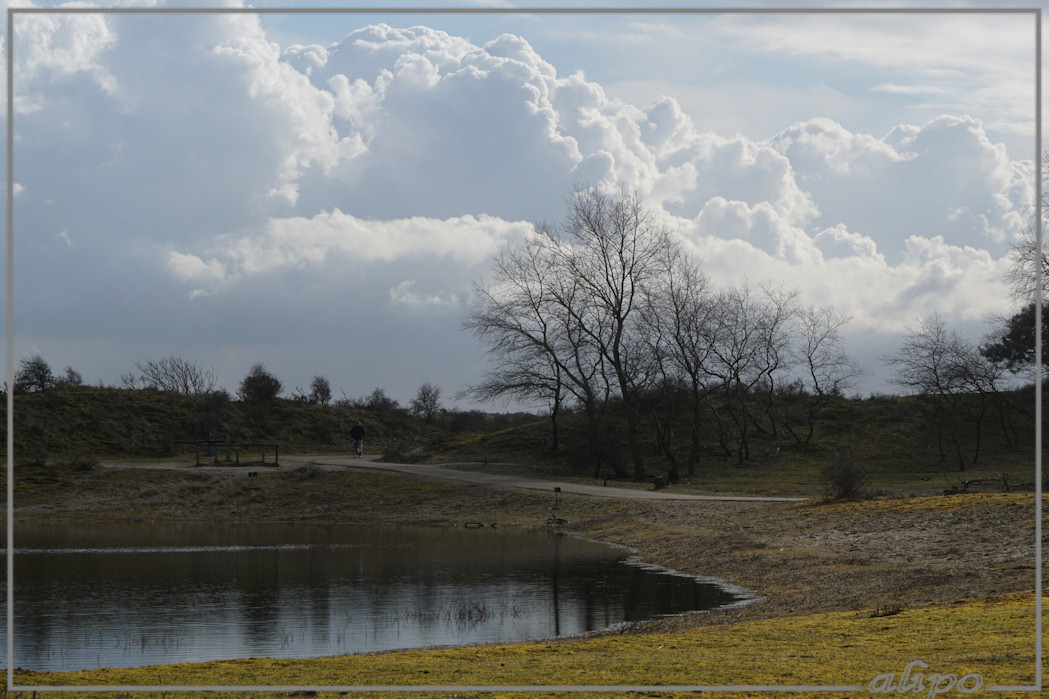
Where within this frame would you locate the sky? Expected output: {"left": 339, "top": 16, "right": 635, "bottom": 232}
{"left": 3, "top": 0, "right": 1044, "bottom": 410}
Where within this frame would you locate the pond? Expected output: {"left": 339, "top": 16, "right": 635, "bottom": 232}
{"left": 10, "top": 522, "right": 751, "bottom": 672}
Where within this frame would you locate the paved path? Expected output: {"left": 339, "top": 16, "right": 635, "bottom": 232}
{"left": 282, "top": 454, "right": 806, "bottom": 503}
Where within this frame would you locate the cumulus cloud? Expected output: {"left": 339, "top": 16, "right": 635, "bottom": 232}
{"left": 684, "top": 217, "right": 1011, "bottom": 335}
{"left": 167, "top": 210, "right": 532, "bottom": 296}
{"left": 12, "top": 9, "right": 118, "bottom": 113}
{"left": 8, "top": 9, "right": 1036, "bottom": 399}
{"left": 770, "top": 115, "right": 1031, "bottom": 254}
{"left": 100, "top": 19, "right": 1036, "bottom": 339}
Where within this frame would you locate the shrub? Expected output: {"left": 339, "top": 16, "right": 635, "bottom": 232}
{"left": 15, "top": 354, "right": 54, "bottom": 394}
{"left": 310, "top": 376, "right": 332, "bottom": 405}
{"left": 238, "top": 364, "right": 282, "bottom": 404}
{"left": 820, "top": 449, "right": 870, "bottom": 501}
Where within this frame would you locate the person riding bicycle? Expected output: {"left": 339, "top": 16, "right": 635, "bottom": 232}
{"left": 350, "top": 421, "right": 365, "bottom": 457}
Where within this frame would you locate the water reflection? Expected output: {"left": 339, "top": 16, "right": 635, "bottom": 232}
{"left": 11, "top": 523, "right": 745, "bottom": 671}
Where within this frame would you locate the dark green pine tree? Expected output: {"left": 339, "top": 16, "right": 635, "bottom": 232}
{"left": 980, "top": 302, "right": 1049, "bottom": 372}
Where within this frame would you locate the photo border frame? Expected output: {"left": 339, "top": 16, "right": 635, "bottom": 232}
{"left": 4, "top": 4, "right": 1042, "bottom": 693}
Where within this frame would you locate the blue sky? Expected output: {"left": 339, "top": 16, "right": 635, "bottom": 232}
{"left": 4, "top": 1, "right": 1042, "bottom": 408}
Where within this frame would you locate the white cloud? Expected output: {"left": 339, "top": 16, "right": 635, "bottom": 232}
{"left": 8, "top": 11, "right": 1037, "bottom": 399}
{"left": 167, "top": 250, "right": 227, "bottom": 291}
{"left": 167, "top": 210, "right": 532, "bottom": 295}
{"left": 771, "top": 115, "right": 1031, "bottom": 253}
{"left": 389, "top": 280, "right": 460, "bottom": 308}
{"left": 12, "top": 8, "right": 118, "bottom": 113}
{"left": 684, "top": 219, "right": 1011, "bottom": 336}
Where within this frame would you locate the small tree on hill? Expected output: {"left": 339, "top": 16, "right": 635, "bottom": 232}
{"left": 14, "top": 354, "right": 54, "bottom": 394}
{"left": 410, "top": 382, "right": 443, "bottom": 423}
{"left": 133, "top": 355, "right": 218, "bottom": 396}
{"left": 55, "top": 366, "right": 83, "bottom": 388}
{"left": 238, "top": 364, "right": 283, "bottom": 404}
{"left": 310, "top": 375, "right": 332, "bottom": 405}
{"left": 365, "top": 387, "right": 399, "bottom": 413}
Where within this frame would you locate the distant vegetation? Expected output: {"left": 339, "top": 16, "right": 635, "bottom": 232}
{"left": 7, "top": 184, "right": 1045, "bottom": 493}
{"left": 3, "top": 378, "right": 1039, "bottom": 502}
{"left": 3, "top": 383, "right": 541, "bottom": 467}
{"left": 462, "top": 186, "right": 1044, "bottom": 485}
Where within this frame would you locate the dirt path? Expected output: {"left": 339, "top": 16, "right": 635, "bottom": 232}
{"left": 115, "top": 453, "right": 806, "bottom": 503}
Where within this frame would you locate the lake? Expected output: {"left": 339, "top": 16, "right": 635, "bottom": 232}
{"left": 11, "top": 522, "right": 749, "bottom": 672}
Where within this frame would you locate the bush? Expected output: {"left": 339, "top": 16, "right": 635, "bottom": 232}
{"left": 238, "top": 364, "right": 282, "bottom": 404}
{"left": 820, "top": 450, "right": 870, "bottom": 500}
{"left": 310, "top": 376, "right": 332, "bottom": 405}
{"left": 15, "top": 354, "right": 54, "bottom": 394}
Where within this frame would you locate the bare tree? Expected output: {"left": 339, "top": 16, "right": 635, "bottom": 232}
{"left": 55, "top": 366, "right": 83, "bottom": 388}
{"left": 792, "top": 304, "right": 863, "bottom": 443}
{"left": 133, "top": 355, "right": 218, "bottom": 396}
{"left": 700, "top": 283, "right": 798, "bottom": 463}
{"left": 884, "top": 315, "right": 1005, "bottom": 469}
{"left": 365, "top": 387, "right": 399, "bottom": 413}
{"left": 463, "top": 230, "right": 607, "bottom": 457}
{"left": 1005, "top": 150, "right": 1049, "bottom": 303}
{"left": 639, "top": 243, "right": 717, "bottom": 479}
{"left": 542, "top": 186, "right": 675, "bottom": 481}
{"left": 410, "top": 382, "right": 443, "bottom": 422}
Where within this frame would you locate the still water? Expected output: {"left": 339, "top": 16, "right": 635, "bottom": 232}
{"left": 12, "top": 523, "right": 746, "bottom": 672}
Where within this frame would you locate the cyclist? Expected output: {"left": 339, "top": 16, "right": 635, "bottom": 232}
{"left": 350, "top": 421, "right": 365, "bottom": 457}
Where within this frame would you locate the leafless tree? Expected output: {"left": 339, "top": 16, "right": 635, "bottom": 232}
{"left": 55, "top": 366, "right": 83, "bottom": 388}
{"left": 884, "top": 314, "right": 1006, "bottom": 469}
{"left": 639, "top": 243, "right": 717, "bottom": 478}
{"left": 133, "top": 355, "right": 218, "bottom": 396}
{"left": 463, "top": 231, "right": 606, "bottom": 456}
{"left": 702, "top": 283, "right": 799, "bottom": 463}
{"left": 1005, "top": 151, "right": 1049, "bottom": 303}
{"left": 542, "top": 186, "right": 675, "bottom": 481}
{"left": 792, "top": 304, "right": 864, "bottom": 443}
{"left": 410, "top": 382, "right": 443, "bottom": 423}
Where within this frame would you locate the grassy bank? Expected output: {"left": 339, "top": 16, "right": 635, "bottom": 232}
{"left": 10, "top": 458, "right": 1045, "bottom": 697}
{"left": 16, "top": 593, "right": 1041, "bottom": 697}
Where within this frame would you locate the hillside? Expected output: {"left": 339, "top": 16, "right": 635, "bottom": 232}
{"left": 4, "top": 385, "right": 449, "bottom": 465}
{"left": 3, "top": 383, "right": 1041, "bottom": 496}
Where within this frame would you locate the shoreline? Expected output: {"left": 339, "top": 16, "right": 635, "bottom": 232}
{"left": 10, "top": 456, "right": 1044, "bottom": 694}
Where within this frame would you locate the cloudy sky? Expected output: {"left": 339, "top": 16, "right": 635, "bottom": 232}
{"left": 4, "top": 0, "right": 1042, "bottom": 409}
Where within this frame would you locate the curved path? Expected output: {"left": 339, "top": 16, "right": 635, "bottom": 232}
{"left": 282, "top": 454, "right": 806, "bottom": 503}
